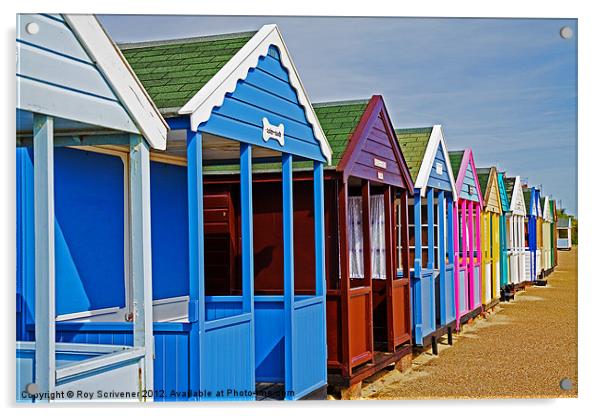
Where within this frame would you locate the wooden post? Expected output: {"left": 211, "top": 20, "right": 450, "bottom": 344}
{"left": 240, "top": 143, "right": 254, "bottom": 314}
{"left": 33, "top": 114, "right": 55, "bottom": 400}
{"left": 453, "top": 198, "right": 460, "bottom": 329}
{"left": 240, "top": 143, "right": 256, "bottom": 382}
{"left": 426, "top": 188, "right": 435, "bottom": 269}
{"left": 413, "top": 189, "right": 424, "bottom": 341}
{"left": 186, "top": 129, "right": 205, "bottom": 394}
{"left": 129, "top": 134, "right": 154, "bottom": 394}
{"left": 461, "top": 200, "right": 467, "bottom": 265}
{"left": 400, "top": 190, "right": 412, "bottom": 338}
{"left": 475, "top": 204, "right": 482, "bottom": 308}
{"left": 437, "top": 190, "right": 446, "bottom": 320}
{"left": 400, "top": 191, "right": 410, "bottom": 280}
{"left": 313, "top": 162, "right": 327, "bottom": 381}
{"left": 446, "top": 195, "right": 455, "bottom": 320}
{"left": 338, "top": 180, "right": 351, "bottom": 376}
{"left": 384, "top": 185, "right": 394, "bottom": 351}
{"left": 361, "top": 180, "right": 374, "bottom": 356}
{"left": 467, "top": 202, "right": 475, "bottom": 309}
{"left": 282, "top": 153, "right": 295, "bottom": 396}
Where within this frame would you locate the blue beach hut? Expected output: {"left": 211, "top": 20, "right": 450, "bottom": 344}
{"left": 119, "top": 25, "right": 331, "bottom": 400}
{"left": 16, "top": 14, "right": 168, "bottom": 401}
{"left": 396, "top": 126, "right": 457, "bottom": 354}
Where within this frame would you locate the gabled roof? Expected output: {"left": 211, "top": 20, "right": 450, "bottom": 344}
{"left": 503, "top": 176, "right": 515, "bottom": 203}
{"left": 120, "top": 31, "right": 256, "bottom": 111}
{"left": 396, "top": 125, "right": 457, "bottom": 199}
{"left": 448, "top": 149, "right": 483, "bottom": 206}
{"left": 523, "top": 187, "right": 542, "bottom": 217}
{"left": 121, "top": 24, "right": 331, "bottom": 163}
{"left": 395, "top": 127, "right": 432, "bottom": 181}
{"left": 476, "top": 168, "right": 491, "bottom": 195}
{"left": 505, "top": 176, "right": 526, "bottom": 215}
{"left": 313, "top": 100, "right": 370, "bottom": 167}
{"left": 523, "top": 188, "right": 532, "bottom": 214}
{"left": 497, "top": 173, "right": 511, "bottom": 212}
{"left": 477, "top": 166, "right": 502, "bottom": 213}
{"left": 542, "top": 196, "right": 552, "bottom": 221}
{"left": 448, "top": 150, "right": 464, "bottom": 178}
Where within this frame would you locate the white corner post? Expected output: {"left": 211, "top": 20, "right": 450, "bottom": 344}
{"left": 129, "top": 134, "right": 154, "bottom": 397}
{"left": 33, "top": 114, "right": 55, "bottom": 401}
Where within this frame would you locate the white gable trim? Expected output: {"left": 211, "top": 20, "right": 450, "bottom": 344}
{"left": 178, "top": 24, "right": 332, "bottom": 164}
{"left": 510, "top": 176, "right": 526, "bottom": 216}
{"left": 542, "top": 196, "right": 552, "bottom": 221}
{"left": 414, "top": 125, "right": 458, "bottom": 200}
{"left": 64, "top": 15, "right": 168, "bottom": 150}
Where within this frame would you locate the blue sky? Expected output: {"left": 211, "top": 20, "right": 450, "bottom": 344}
{"left": 99, "top": 15, "right": 577, "bottom": 215}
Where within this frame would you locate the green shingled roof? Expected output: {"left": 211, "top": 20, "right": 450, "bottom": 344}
{"left": 313, "top": 100, "right": 370, "bottom": 167}
{"left": 203, "top": 99, "right": 369, "bottom": 174}
{"left": 120, "top": 31, "right": 256, "bottom": 110}
{"left": 476, "top": 168, "right": 492, "bottom": 196}
{"left": 448, "top": 150, "right": 465, "bottom": 178}
{"left": 395, "top": 127, "right": 433, "bottom": 182}
{"left": 523, "top": 188, "right": 532, "bottom": 213}
{"left": 504, "top": 176, "right": 516, "bottom": 204}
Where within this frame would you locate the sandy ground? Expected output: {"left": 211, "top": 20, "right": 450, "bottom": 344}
{"left": 365, "top": 248, "right": 578, "bottom": 400}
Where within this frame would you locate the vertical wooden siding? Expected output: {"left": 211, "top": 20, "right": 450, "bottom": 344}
{"left": 459, "top": 162, "right": 480, "bottom": 203}
{"left": 348, "top": 112, "right": 404, "bottom": 186}
{"left": 426, "top": 143, "right": 453, "bottom": 192}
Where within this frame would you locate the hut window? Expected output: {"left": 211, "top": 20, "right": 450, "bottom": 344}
{"left": 54, "top": 148, "right": 127, "bottom": 320}
{"left": 559, "top": 229, "right": 569, "bottom": 239}
{"left": 370, "top": 194, "right": 386, "bottom": 279}
{"left": 348, "top": 196, "right": 364, "bottom": 279}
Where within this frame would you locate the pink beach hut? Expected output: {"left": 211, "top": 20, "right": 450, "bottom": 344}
{"left": 449, "top": 150, "right": 484, "bottom": 329}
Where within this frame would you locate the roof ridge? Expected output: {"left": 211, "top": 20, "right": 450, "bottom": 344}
{"left": 118, "top": 30, "right": 258, "bottom": 50}
{"left": 313, "top": 99, "right": 370, "bottom": 108}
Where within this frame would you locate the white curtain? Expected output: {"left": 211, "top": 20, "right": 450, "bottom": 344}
{"left": 370, "top": 195, "right": 387, "bottom": 279}
{"left": 348, "top": 196, "right": 364, "bottom": 279}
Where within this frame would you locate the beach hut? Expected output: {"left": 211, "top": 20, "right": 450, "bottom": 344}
{"left": 120, "top": 25, "right": 331, "bottom": 400}
{"left": 448, "top": 150, "right": 483, "bottom": 328}
{"left": 551, "top": 200, "right": 558, "bottom": 268}
{"left": 476, "top": 167, "right": 502, "bottom": 308}
{"left": 396, "top": 126, "right": 457, "bottom": 354}
{"left": 557, "top": 209, "right": 573, "bottom": 250}
{"left": 497, "top": 172, "right": 511, "bottom": 298}
{"left": 202, "top": 96, "right": 415, "bottom": 394}
{"left": 16, "top": 14, "right": 167, "bottom": 401}
{"left": 522, "top": 186, "right": 542, "bottom": 281}
{"left": 503, "top": 176, "right": 527, "bottom": 286}
{"left": 541, "top": 196, "right": 554, "bottom": 276}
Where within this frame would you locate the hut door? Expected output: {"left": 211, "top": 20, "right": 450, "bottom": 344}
{"left": 388, "top": 189, "right": 412, "bottom": 350}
